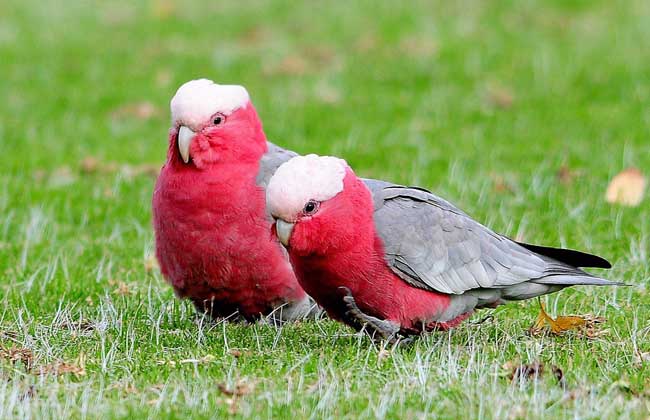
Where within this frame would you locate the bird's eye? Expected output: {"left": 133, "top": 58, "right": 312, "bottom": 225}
{"left": 303, "top": 200, "right": 319, "bottom": 215}
{"left": 212, "top": 114, "right": 225, "bottom": 125}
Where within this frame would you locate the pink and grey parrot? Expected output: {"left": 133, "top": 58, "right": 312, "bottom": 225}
{"left": 152, "top": 79, "right": 317, "bottom": 321}
{"left": 266, "top": 154, "right": 619, "bottom": 340}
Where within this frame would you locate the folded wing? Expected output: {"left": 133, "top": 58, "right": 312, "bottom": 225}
{"left": 370, "top": 184, "right": 619, "bottom": 300}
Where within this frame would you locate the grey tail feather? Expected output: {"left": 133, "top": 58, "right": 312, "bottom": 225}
{"left": 532, "top": 274, "right": 626, "bottom": 287}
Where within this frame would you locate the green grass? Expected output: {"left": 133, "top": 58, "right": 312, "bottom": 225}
{"left": 1, "top": 0, "right": 650, "bottom": 418}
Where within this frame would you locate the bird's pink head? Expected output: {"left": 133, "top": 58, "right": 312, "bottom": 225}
{"left": 168, "top": 78, "right": 266, "bottom": 169}
{"left": 266, "top": 154, "right": 374, "bottom": 257}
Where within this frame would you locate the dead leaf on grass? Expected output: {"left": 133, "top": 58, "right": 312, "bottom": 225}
{"left": 80, "top": 156, "right": 101, "bottom": 174}
{"left": 120, "top": 163, "right": 160, "bottom": 179}
{"left": 238, "top": 25, "right": 273, "bottom": 47}
{"left": 529, "top": 302, "right": 606, "bottom": 337}
{"left": 486, "top": 84, "right": 515, "bottom": 109}
{"left": 57, "top": 319, "right": 98, "bottom": 333}
{"left": 107, "top": 381, "right": 139, "bottom": 394}
{"left": 144, "top": 254, "right": 159, "bottom": 273}
{"left": 179, "top": 355, "right": 216, "bottom": 364}
{"left": 150, "top": 0, "right": 176, "bottom": 20}
{"left": 605, "top": 168, "right": 646, "bottom": 206}
{"left": 377, "top": 348, "right": 391, "bottom": 365}
{"left": 48, "top": 167, "right": 77, "bottom": 188}
{"left": 0, "top": 329, "right": 20, "bottom": 340}
{"left": 556, "top": 165, "right": 583, "bottom": 185}
{"left": 217, "top": 379, "right": 256, "bottom": 397}
{"left": 504, "top": 361, "right": 565, "bottom": 387}
{"left": 37, "top": 355, "right": 86, "bottom": 377}
{"left": 634, "top": 350, "right": 650, "bottom": 367}
{"left": 314, "top": 82, "right": 341, "bottom": 104}
{"left": 0, "top": 346, "right": 34, "bottom": 370}
{"left": 400, "top": 35, "right": 438, "bottom": 58}
{"left": 113, "top": 281, "right": 132, "bottom": 296}
{"left": 355, "top": 33, "right": 378, "bottom": 53}
{"left": 265, "top": 55, "right": 309, "bottom": 76}
{"left": 80, "top": 156, "right": 159, "bottom": 179}
{"left": 155, "top": 69, "right": 172, "bottom": 88}
{"left": 111, "top": 101, "right": 159, "bottom": 121}
{"left": 607, "top": 377, "right": 650, "bottom": 398}
{"left": 228, "top": 348, "right": 246, "bottom": 358}
{"left": 491, "top": 173, "right": 516, "bottom": 194}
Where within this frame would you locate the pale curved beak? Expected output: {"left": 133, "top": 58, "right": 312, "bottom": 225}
{"left": 275, "top": 219, "right": 295, "bottom": 247}
{"left": 177, "top": 125, "right": 195, "bottom": 163}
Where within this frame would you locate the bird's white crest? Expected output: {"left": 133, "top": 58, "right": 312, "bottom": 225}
{"left": 170, "top": 78, "right": 250, "bottom": 129}
{"left": 267, "top": 154, "right": 348, "bottom": 221}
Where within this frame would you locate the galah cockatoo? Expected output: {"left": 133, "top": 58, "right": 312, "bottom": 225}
{"left": 152, "top": 79, "right": 317, "bottom": 321}
{"left": 266, "top": 154, "right": 619, "bottom": 340}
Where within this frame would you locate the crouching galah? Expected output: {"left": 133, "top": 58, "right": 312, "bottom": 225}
{"left": 266, "top": 154, "right": 620, "bottom": 340}
{"left": 152, "top": 79, "right": 318, "bottom": 321}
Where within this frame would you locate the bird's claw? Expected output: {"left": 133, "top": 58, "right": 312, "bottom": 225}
{"left": 339, "top": 287, "right": 403, "bottom": 344}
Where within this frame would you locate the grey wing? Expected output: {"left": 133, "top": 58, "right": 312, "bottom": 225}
{"left": 372, "top": 184, "right": 617, "bottom": 298}
{"left": 256, "top": 141, "right": 298, "bottom": 189}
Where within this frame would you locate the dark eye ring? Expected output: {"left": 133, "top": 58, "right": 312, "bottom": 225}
{"left": 303, "top": 200, "right": 319, "bottom": 215}
{"left": 213, "top": 115, "right": 225, "bottom": 125}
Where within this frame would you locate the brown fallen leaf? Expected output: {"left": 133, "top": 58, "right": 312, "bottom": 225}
{"left": 486, "top": 84, "right": 515, "bottom": 109}
{"left": 57, "top": 319, "right": 97, "bottom": 333}
{"left": 238, "top": 25, "right": 273, "bottom": 47}
{"left": 37, "top": 355, "right": 86, "bottom": 377}
{"left": 19, "top": 385, "right": 36, "bottom": 401}
{"left": 264, "top": 55, "right": 309, "bottom": 76}
{"left": 33, "top": 169, "right": 47, "bottom": 182}
{"left": 0, "top": 346, "right": 34, "bottom": 370}
{"left": 227, "top": 349, "right": 243, "bottom": 358}
{"left": 505, "top": 361, "right": 565, "bottom": 387}
{"left": 605, "top": 167, "right": 646, "bottom": 206}
{"left": 113, "top": 281, "right": 132, "bottom": 296}
{"left": 150, "top": 0, "right": 176, "bottom": 19}
{"left": 155, "top": 69, "right": 173, "bottom": 88}
{"left": 144, "top": 254, "right": 159, "bottom": 273}
{"left": 107, "top": 381, "right": 139, "bottom": 394}
{"left": 0, "top": 330, "right": 20, "bottom": 340}
{"left": 111, "top": 101, "right": 158, "bottom": 121}
{"left": 399, "top": 35, "right": 438, "bottom": 58}
{"left": 120, "top": 163, "right": 160, "bottom": 179}
{"left": 217, "top": 379, "right": 256, "bottom": 397}
{"left": 314, "top": 82, "right": 341, "bottom": 105}
{"left": 556, "top": 165, "right": 583, "bottom": 185}
{"left": 355, "top": 32, "right": 378, "bottom": 53}
{"left": 179, "top": 355, "right": 216, "bottom": 364}
{"left": 79, "top": 157, "right": 159, "bottom": 179}
{"left": 80, "top": 156, "right": 101, "bottom": 174}
{"left": 48, "top": 166, "right": 77, "bottom": 188}
{"left": 491, "top": 173, "right": 515, "bottom": 194}
{"left": 529, "top": 302, "right": 605, "bottom": 337}
{"left": 377, "top": 348, "right": 391, "bottom": 365}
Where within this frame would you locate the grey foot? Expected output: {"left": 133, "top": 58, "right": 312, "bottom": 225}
{"left": 263, "top": 296, "right": 325, "bottom": 325}
{"left": 339, "top": 287, "right": 402, "bottom": 343}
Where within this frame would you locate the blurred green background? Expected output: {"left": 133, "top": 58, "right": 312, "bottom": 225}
{"left": 1, "top": 1, "right": 649, "bottom": 418}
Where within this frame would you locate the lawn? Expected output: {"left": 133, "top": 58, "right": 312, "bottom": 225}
{"left": 1, "top": 0, "right": 649, "bottom": 418}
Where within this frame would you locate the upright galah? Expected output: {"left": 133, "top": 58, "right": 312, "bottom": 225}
{"left": 266, "top": 154, "right": 619, "bottom": 340}
{"left": 152, "top": 79, "right": 317, "bottom": 321}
